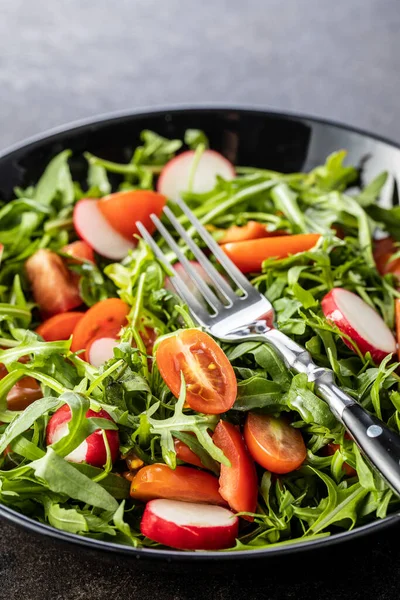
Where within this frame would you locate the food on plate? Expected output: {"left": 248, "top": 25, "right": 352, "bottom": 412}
{"left": 46, "top": 404, "right": 120, "bottom": 467}
{"left": 140, "top": 499, "right": 238, "bottom": 550}
{"left": 0, "top": 129, "right": 399, "bottom": 552}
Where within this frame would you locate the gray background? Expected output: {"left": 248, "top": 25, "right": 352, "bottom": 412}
{"left": 1, "top": 0, "right": 400, "bottom": 151}
{"left": 1, "top": 1, "right": 400, "bottom": 599}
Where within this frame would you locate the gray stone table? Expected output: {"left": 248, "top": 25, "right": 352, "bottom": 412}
{"left": 0, "top": 1, "right": 400, "bottom": 598}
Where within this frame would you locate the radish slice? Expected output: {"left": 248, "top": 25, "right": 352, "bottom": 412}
{"left": 87, "top": 336, "right": 119, "bottom": 367}
{"left": 73, "top": 199, "right": 135, "bottom": 260}
{"left": 321, "top": 287, "right": 396, "bottom": 362}
{"left": 157, "top": 150, "right": 235, "bottom": 202}
{"left": 140, "top": 499, "right": 239, "bottom": 550}
{"left": 46, "top": 405, "right": 120, "bottom": 467}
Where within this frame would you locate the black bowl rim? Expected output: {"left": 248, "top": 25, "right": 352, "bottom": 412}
{"left": 0, "top": 103, "right": 399, "bottom": 561}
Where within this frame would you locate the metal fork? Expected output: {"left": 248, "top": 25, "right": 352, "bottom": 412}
{"left": 137, "top": 197, "right": 400, "bottom": 496}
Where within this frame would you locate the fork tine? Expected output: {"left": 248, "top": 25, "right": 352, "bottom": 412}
{"left": 163, "top": 205, "right": 237, "bottom": 305}
{"left": 135, "top": 222, "right": 211, "bottom": 324}
{"left": 149, "top": 214, "right": 225, "bottom": 313}
{"left": 174, "top": 197, "right": 256, "bottom": 296}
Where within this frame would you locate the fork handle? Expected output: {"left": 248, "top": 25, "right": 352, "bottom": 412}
{"left": 263, "top": 328, "right": 400, "bottom": 497}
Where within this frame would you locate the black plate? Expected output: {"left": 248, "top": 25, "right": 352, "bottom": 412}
{"left": 1, "top": 106, "right": 400, "bottom": 563}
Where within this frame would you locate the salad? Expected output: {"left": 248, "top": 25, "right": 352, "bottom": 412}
{"left": 0, "top": 128, "right": 400, "bottom": 552}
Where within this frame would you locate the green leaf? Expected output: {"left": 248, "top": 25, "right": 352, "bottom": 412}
{"left": 72, "top": 464, "right": 130, "bottom": 499}
{"left": 285, "top": 374, "right": 336, "bottom": 428}
{"left": 0, "top": 396, "right": 61, "bottom": 454}
{"left": 30, "top": 448, "right": 118, "bottom": 512}
{"left": 113, "top": 501, "right": 140, "bottom": 546}
{"left": 234, "top": 377, "right": 284, "bottom": 411}
{"left": 356, "top": 172, "right": 388, "bottom": 207}
{"left": 270, "top": 183, "right": 307, "bottom": 232}
{"left": 43, "top": 497, "right": 89, "bottom": 534}
{"left": 184, "top": 129, "right": 209, "bottom": 150}
{"left": 34, "top": 150, "right": 74, "bottom": 206}
{"left": 87, "top": 161, "right": 112, "bottom": 196}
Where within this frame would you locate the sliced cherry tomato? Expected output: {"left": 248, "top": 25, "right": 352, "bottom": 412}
{"left": 129, "top": 463, "right": 226, "bottom": 505}
{"left": 155, "top": 329, "right": 237, "bottom": 414}
{"left": 0, "top": 363, "right": 42, "bottom": 411}
{"left": 25, "top": 249, "right": 82, "bottom": 317}
{"left": 244, "top": 413, "right": 306, "bottom": 474}
{"left": 324, "top": 443, "right": 356, "bottom": 477}
{"left": 36, "top": 312, "right": 84, "bottom": 342}
{"left": 98, "top": 190, "right": 166, "bottom": 241}
{"left": 70, "top": 298, "right": 129, "bottom": 354}
{"left": 62, "top": 240, "right": 95, "bottom": 264}
{"left": 219, "top": 221, "right": 270, "bottom": 244}
{"left": 373, "top": 236, "right": 400, "bottom": 279}
{"left": 221, "top": 233, "right": 321, "bottom": 273}
{"left": 213, "top": 420, "right": 258, "bottom": 518}
{"left": 174, "top": 436, "right": 204, "bottom": 469}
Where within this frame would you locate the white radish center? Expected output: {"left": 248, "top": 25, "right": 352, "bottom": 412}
{"left": 149, "top": 499, "right": 236, "bottom": 527}
{"left": 88, "top": 337, "right": 119, "bottom": 367}
{"left": 334, "top": 289, "right": 396, "bottom": 352}
{"left": 50, "top": 422, "right": 88, "bottom": 463}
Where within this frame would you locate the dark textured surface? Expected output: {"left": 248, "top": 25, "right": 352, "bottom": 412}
{"left": 1, "top": 1, "right": 400, "bottom": 598}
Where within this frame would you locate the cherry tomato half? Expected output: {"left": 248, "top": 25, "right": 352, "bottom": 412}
{"left": 155, "top": 329, "right": 237, "bottom": 414}
{"left": 0, "top": 363, "right": 42, "bottom": 411}
{"left": 25, "top": 249, "right": 82, "bottom": 318}
{"left": 244, "top": 413, "right": 307, "bottom": 474}
{"left": 70, "top": 298, "right": 129, "bottom": 354}
{"left": 62, "top": 240, "right": 95, "bottom": 264}
{"left": 213, "top": 420, "right": 258, "bottom": 518}
{"left": 219, "top": 221, "right": 270, "bottom": 244}
{"left": 129, "top": 463, "right": 226, "bottom": 505}
{"left": 98, "top": 190, "right": 166, "bottom": 241}
{"left": 373, "top": 236, "right": 400, "bottom": 280}
{"left": 36, "top": 312, "right": 84, "bottom": 342}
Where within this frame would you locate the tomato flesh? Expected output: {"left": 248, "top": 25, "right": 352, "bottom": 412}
{"left": 219, "top": 221, "right": 269, "bottom": 244}
{"left": 244, "top": 413, "right": 306, "bottom": 474}
{"left": 155, "top": 329, "right": 237, "bottom": 414}
{"left": 36, "top": 312, "right": 84, "bottom": 342}
{"left": 62, "top": 241, "right": 95, "bottom": 264}
{"left": 213, "top": 420, "right": 258, "bottom": 518}
{"left": 129, "top": 463, "right": 226, "bottom": 505}
{"left": 0, "top": 362, "right": 42, "bottom": 411}
{"left": 98, "top": 190, "right": 166, "bottom": 240}
{"left": 25, "top": 249, "right": 82, "bottom": 317}
{"left": 174, "top": 437, "right": 205, "bottom": 469}
{"left": 373, "top": 236, "right": 400, "bottom": 280}
{"left": 70, "top": 298, "right": 129, "bottom": 354}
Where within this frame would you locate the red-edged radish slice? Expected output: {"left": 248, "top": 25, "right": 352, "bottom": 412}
{"left": 140, "top": 499, "right": 239, "bottom": 550}
{"left": 157, "top": 150, "right": 235, "bottom": 202}
{"left": 46, "top": 404, "right": 119, "bottom": 467}
{"left": 87, "top": 336, "right": 119, "bottom": 367}
{"left": 321, "top": 287, "right": 396, "bottom": 362}
{"left": 73, "top": 199, "right": 134, "bottom": 260}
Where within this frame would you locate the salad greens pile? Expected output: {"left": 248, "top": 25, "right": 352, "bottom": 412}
{"left": 0, "top": 128, "right": 399, "bottom": 552}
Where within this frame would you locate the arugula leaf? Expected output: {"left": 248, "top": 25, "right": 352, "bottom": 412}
{"left": 30, "top": 448, "right": 118, "bottom": 512}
